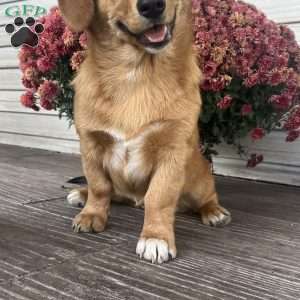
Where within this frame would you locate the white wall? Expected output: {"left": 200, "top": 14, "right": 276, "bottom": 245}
{"left": 0, "top": 0, "right": 79, "bottom": 153}
{"left": 0, "top": 0, "right": 299, "bottom": 185}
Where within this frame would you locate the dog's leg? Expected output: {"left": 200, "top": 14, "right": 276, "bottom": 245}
{"left": 136, "top": 150, "right": 185, "bottom": 264}
{"left": 72, "top": 136, "right": 112, "bottom": 233}
{"left": 184, "top": 150, "right": 231, "bottom": 227}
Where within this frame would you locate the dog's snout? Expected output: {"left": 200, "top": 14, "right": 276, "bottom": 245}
{"left": 137, "top": 0, "right": 166, "bottom": 19}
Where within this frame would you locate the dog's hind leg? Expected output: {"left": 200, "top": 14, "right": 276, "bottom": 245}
{"left": 184, "top": 150, "right": 231, "bottom": 227}
{"left": 67, "top": 187, "right": 88, "bottom": 208}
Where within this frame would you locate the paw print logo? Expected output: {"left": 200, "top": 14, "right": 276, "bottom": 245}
{"left": 5, "top": 17, "right": 44, "bottom": 48}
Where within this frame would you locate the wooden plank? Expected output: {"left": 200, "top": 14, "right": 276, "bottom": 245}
{"left": 0, "top": 145, "right": 299, "bottom": 299}
{"left": 0, "top": 68, "right": 23, "bottom": 90}
{"left": 216, "top": 131, "right": 300, "bottom": 166}
{"left": 214, "top": 130, "right": 300, "bottom": 186}
{"left": 247, "top": 0, "right": 300, "bottom": 24}
{"left": 289, "top": 23, "right": 300, "bottom": 43}
{"left": 214, "top": 157, "right": 300, "bottom": 186}
{"left": 0, "top": 99, "right": 58, "bottom": 114}
{"left": 0, "top": 111, "right": 77, "bottom": 138}
{"left": 216, "top": 176, "right": 300, "bottom": 223}
{"left": 0, "top": 46, "right": 18, "bottom": 68}
{"left": 0, "top": 132, "right": 79, "bottom": 153}
{"left": 0, "top": 89, "right": 21, "bottom": 101}
{"left": 5, "top": 199, "right": 299, "bottom": 300}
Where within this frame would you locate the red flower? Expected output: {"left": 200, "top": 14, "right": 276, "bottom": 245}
{"left": 37, "top": 57, "right": 56, "bottom": 73}
{"left": 20, "top": 91, "right": 35, "bottom": 108}
{"left": 269, "top": 93, "right": 292, "bottom": 110}
{"left": 251, "top": 128, "right": 265, "bottom": 140}
{"left": 79, "top": 32, "right": 88, "bottom": 49}
{"left": 40, "top": 99, "right": 54, "bottom": 110}
{"left": 70, "top": 51, "right": 86, "bottom": 71}
{"left": 247, "top": 154, "right": 264, "bottom": 168}
{"left": 241, "top": 104, "right": 253, "bottom": 116}
{"left": 38, "top": 80, "right": 59, "bottom": 103}
{"left": 286, "top": 130, "right": 300, "bottom": 142}
{"left": 244, "top": 73, "right": 259, "bottom": 88}
{"left": 284, "top": 108, "right": 300, "bottom": 131}
{"left": 217, "top": 95, "right": 233, "bottom": 110}
{"left": 203, "top": 61, "right": 218, "bottom": 78}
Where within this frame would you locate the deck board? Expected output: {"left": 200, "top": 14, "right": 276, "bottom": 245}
{"left": 0, "top": 143, "right": 299, "bottom": 299}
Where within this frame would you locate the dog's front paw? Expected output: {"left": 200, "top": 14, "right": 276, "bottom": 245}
{"left": 200, "top": 202, "right": 231, "bottom": 227}
{"left": 136, "top": 238, "right": 176, "bottom": 264}
{"left": 72, "top": 212, "right": 106, "bottom": 233}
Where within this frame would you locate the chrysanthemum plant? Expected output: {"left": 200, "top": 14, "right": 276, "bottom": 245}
{"left": 19, "top": 1, "right": 300, "bottom": 167}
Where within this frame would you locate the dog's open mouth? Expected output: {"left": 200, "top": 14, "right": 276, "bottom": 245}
{"left": 116, "top": 14, "right": 176, "bottom": 50}
{"left": 138, "top": 24, "right": 170, "bottom": 48}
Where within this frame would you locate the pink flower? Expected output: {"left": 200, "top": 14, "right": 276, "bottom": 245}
{"left": 38, "top": 80, "right": 59, "bottom": 103}
{"left": 79, "top": 32, "right": 88, "bottom": 49}
{"left": 70, "top": 51, "right": 85, "bottom": 70}
{"left": 286, "top": 130, "right": 300, "bottom": 142}
{"left": 269, "top": 93, "right": 292, "bottom": 110}
{"left": 37, "top": 57, "right": 55, "bottom": 73}
{"left": 40, "top": 99, "right": 54, "bottom": 110}
{"left": 24, "top": 67, "right": 38, "bottom": 82}
{"left": 268, "top": 69, "right": 284, "bottom": 86}
{"left": 284, "top": 108, "right": 300, "bottom": 131}
{"left": 210, "top": 77, "right": 226, "bottom": 92}
{"left": 62, "top": 27, "right": 77, "bottom": 47}
{"left": 20, "top": 91, "right": 35, "bottom": 108}
{"left": 251, "top": 128, "right": 265, "bottom": 140}
{"left": 241, "top": 104, "right": 253, "bottom": 116}
{"left": 247, "top": 154, "right": 264, "bottom": 168}
{"left": 244, "top": 73, "right": 259, "bottom": 88}
{"left": 217, "top": 95, "right": 233, "bottom": 110}
{"left": 203, "top": 61, "right": 218, "bottom": 78}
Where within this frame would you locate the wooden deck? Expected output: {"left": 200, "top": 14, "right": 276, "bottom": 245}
{"left": 0, "top": 144, "right": 300, "bottom": 300}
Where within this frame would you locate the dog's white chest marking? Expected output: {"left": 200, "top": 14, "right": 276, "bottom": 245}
{"left": 103, "top": 124, "right": 161, "bottom": 186}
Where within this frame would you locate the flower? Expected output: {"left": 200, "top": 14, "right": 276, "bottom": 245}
{"left": 286, "top": 130, "right": 300, "bottom": 142}
{"left": 24, "top": 67, "right": 38, "bottom": 81}
{"left": 217, "top": 95, "right": 233, "bottom": 110}
{"left": 244, "top": 73, "right": 259, "bottom": 88}
{"left": 63, "top": 27, "right": 77, "bottom": 47}
{"left": 247, "top": 154, "right": 264, "bottom": 168}
{"left": 241, "top": 104, "right": 253, "bottom": 116}
{"left": 70, "top": 51, "right": 86, "bottom": 70}
{"left": 20, "top": 91, "right": 35, "bottom": 108}
{"left": 284, "top": 108, "right": 300, "bottom": 131}
{"left": 37, "top": 57, "right": 56, "bottom": 73}
{"left": 79, "top": 32, "right": 88, "bottom": 49}
{"left": 38, "top": 80, "right": 59, "bottom": 103}
{"left": 203, "top": 61, "right": 218, "bottom": 78}
{"left": 269, "top": 93, "right": 292, "bottom": 110}
{"left": 251, "top": 128, "right": 265, "bottom": 140}
{"left": 40, "top": 99, "right": 54, "bottom": 110}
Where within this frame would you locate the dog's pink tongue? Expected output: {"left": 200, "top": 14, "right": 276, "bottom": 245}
{"left": 144, "top": 25, "right": 167, "bottom": 43}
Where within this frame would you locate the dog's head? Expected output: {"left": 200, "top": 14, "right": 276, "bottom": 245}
{"left": 59, "top": 0, "right": 186, "bottom": 54}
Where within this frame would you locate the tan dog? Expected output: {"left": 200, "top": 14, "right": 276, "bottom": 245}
{"left": 59, "top": 0, "right": 231, "bottom": 264}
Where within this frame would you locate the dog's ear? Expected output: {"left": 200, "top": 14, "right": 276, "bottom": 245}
{"left": 58, "top": 0, "right": 95, "bottom": 31}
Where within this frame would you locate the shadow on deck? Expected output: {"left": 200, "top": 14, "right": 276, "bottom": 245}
{"left": 0, "top": 144, "right": 299, "bottom": 300}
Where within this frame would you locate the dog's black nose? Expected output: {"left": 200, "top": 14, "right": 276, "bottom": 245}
{"left": 137, "top": 0, "right": 166, "bottom": 19}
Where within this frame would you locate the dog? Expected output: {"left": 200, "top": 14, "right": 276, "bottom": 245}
{"left": 59, "top": 0, "right": 231, "bottom": 264}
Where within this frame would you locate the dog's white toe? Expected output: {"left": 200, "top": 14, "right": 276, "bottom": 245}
{"left": 136, "top": 238, "right": 176, "bottom": 264}
{"left": 67, "top": 190, "right": 85, "bottom": 207}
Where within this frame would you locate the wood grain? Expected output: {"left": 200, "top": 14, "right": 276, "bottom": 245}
{"left": 0, "top": 145, "right": 300, "bottom": 299}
